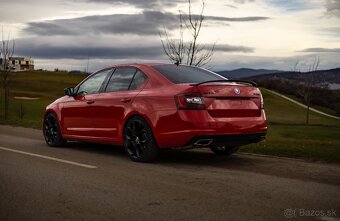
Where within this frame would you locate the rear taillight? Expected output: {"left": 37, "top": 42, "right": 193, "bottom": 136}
{"left": 256, "top": 88, "right": 264, "bottom": 109}
{"left": 175, "top": 92, "right": 205, "bottom": 110}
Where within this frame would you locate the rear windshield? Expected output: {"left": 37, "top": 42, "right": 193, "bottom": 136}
{"left": 153, "top": 65, "right": 225, "bottom": 84}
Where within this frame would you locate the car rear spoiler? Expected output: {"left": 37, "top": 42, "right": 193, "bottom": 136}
{"left": 190, "top": 80, "right": 258, "bottom": 87}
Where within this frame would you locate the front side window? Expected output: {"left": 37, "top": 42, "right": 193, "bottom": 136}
{"left": 105, "top": 68, "right": 137, "bottom": 92}
{"left": 77, "top": 69, "right": 112, "bottom": 95}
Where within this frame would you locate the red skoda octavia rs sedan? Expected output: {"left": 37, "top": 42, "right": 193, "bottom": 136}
{"left": 43, "top": 64, "right": 267, "bottom": 162}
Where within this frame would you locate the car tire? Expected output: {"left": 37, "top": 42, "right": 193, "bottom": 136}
{"left": 43, "top": 112, "right": 67, "bottom": 147}
{"left": 124, "top": 116, "right": 159, "bottom": 162}
{"left": 210, "top": 146, "right": 239, "bottom": 156}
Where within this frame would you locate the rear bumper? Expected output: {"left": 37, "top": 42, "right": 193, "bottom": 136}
{"left": 151, "top": 109, "right": 267, "bottom": 148}
{"left": 186, "top": 133, "right": 266, "bottom": 147}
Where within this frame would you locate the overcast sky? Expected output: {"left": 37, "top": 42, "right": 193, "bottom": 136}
{"left": 0, "top": 0, "right": 339, "bottom": 71}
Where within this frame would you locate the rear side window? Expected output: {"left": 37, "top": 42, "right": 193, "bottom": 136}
{"left": 129, "top": 70, "right": 147, "bottom": 90}
{"left": 153, "top": 65, "right": 225, "bottom": 84}
{"left": 106, "top": 68, "right": 136, "bottom": 92}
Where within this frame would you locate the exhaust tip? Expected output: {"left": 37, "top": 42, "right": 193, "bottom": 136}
{"left": 194, "top": 139, "right": 213, "bottom": 146}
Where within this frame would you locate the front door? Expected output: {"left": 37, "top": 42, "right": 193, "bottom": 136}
{"left": 61, "top": 68, "right": 113, "bottom": 137}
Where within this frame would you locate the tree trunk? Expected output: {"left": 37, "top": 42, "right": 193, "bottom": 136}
{"left": 4, "top": 87, "right": 9, "bottom": 120}
{"left": 306, "top": 105, "right": 309, "bottom": 127}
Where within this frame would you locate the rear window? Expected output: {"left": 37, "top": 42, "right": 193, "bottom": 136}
{"left": 153, "top": 65, "right": 225, "bottom": 84}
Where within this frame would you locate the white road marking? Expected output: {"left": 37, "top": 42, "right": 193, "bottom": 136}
{"left": 0, "top": 146, "right": 97, "bottom": 169}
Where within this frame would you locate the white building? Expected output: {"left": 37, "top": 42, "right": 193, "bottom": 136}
{"left": 0, "top": 57, "right": 34, "bottom": 71}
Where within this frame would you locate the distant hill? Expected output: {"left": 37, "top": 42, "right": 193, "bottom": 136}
{"left": 245, "top": 68, "right": 340, "bottom": 85}
{"left": 217, "top": 68, "right": 283, "bottom": 79}
{"left": 241, "top": 67, "right": 340, "bottom": 116}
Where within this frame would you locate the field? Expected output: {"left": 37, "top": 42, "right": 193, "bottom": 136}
{"left": 0, "top": 71, "right": 339, "bottom": 162}
{"left": 0, "top": 71, "right": 86, "bottom": 128}
{"left": 242, "top": 89, "right": 340, "bottom": 162}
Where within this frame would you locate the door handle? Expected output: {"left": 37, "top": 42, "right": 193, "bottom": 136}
{"left": 87, "top": 100, "right": 95, "bottom": 104}
{"left": 121, "top": 98, "right": 131, "bottom": 103}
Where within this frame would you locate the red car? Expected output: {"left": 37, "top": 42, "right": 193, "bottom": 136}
{"left": 43, "top": 64, "right": 267, "bottom": 162}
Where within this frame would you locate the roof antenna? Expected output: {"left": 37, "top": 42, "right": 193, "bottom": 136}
{"left": 175, "top": 60, "right": 180, "bottom": 66}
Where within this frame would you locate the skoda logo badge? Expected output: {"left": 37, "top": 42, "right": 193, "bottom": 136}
{"left": 234, "top": 87, "right": 240, "bottom": 95}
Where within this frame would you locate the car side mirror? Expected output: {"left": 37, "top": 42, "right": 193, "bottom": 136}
{"left": 64, "top": 87, "right": 75, "bottom": 96}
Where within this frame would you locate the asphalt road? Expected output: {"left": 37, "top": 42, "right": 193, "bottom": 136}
{"left": 0, "top": 125, "right": 339, "bottom": 221}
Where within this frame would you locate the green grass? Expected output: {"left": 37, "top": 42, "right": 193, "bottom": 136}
{"left": 261, "top": 88, "right": 340, "bottom": 127}
{"left": 0, "top": 71, "right": 339, "bottom": 162}
{"left": 0, "top": 96, "right": 50, "bottom": 128}
{"left": 284, "top": 93, "right": 337, "bottom": 116}
{"left": 0, "top": 70, "right": 86, "bottom": 128}
{"left": 242, "top": 125, "right": 340, "bottom": 162}
{"left": 8, "top": 70, "right": 86, "bottom": 99}
{"left": 240, "top": 88, "right": 340, "bottom": 162}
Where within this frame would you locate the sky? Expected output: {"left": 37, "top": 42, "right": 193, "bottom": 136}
{"left": 0, "top": 0, "right": 339, "bottom": 72}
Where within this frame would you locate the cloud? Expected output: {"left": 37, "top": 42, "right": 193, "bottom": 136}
{"left": 326, "top": 0, "right": 340, "bottom": 18}
{"left": 225, "top": 4, "right": 238, "bottom": 9}
{"left": 16, "top": 44, "right": 163, "bottom": 59}
{"left": 23, "top": 11, "right": 269, "bottom": 36}
{"left": 230, "top": 0, "right": 319, "bottom": 12}
{"left": 232, "top": 0, "right": 255, "bottom": 3}
{"left": 299, "top": 48, "right": 340, "bottom": 53}
{"left": 214, "top": 44, "right": 254, "bottom": 53}
{"left": 14, "top": 36, "right": 255, "bottom": 60}
{"left": 23, "top": 11, "right": 178, "bottom": 36}
{"left": 84, "top": 0, "right": 186, "bottom": 9}
{"left": 205, "top": 15, "right": 269, "bottom": 22}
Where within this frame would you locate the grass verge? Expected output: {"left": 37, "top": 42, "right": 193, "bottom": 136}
{"left": 241, "top": 124, "right": 340, "bottom": 163}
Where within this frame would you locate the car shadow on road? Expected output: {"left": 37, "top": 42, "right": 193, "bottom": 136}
{"left": 61, "top": 141, "right": 340, "bottom": 185}
{"left": 158, "top": 149, "right": 255, "bottom": 168}
{"left": 65, "top": 141, "right": 253, "bottom": 168}
{"left": 157, "top": 149, "right": 340, "bottom": 185}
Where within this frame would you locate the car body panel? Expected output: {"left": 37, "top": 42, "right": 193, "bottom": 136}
{"left": 44, "top": 63, "right": 267, "bottom": 148}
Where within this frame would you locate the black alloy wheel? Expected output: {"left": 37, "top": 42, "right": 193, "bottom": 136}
{"left": 124, "top": 116, "right": 158, "bottom": 162}
{"left": 43, "top": 112, "right": 67, "bottom": 147}
{"left": 210, "top": 146, "right": 240, "bottom": 156}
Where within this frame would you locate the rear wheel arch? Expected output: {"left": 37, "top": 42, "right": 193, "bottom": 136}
{"left": 123, "top": 115, "right": 159, "bottom": 162}
{"left": 123, "top": 113, "right": 156, "bottom": 140}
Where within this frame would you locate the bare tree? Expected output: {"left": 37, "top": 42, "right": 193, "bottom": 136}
{"left": 160, "top": 0, "right": 215, "bottom": 67}
{"left": 306, "top": 57, "right": 319, "bottom": 126}
{"left": 296, "top": 57, "right": 320, "bottom": 126}
{"left": 0, "top": 29, "right": 15, "bottom": 120}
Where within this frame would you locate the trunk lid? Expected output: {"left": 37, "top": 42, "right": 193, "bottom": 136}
{"left": 196, "top": 82, "right": 262, "bottom": 118}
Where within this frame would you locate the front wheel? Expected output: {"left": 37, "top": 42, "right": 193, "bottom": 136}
{"left": 43, "top": 112, "right": 67, "bottom": 147}
{"left": 210, "top": 146, "right": 239, "bottom": 156}
{"left": 124, "top": 116, "right": 159, "bottom": 162}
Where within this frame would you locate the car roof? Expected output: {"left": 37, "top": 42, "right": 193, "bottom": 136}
{"left": 103, "top": 63, "right": 175, "bottom": 69}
